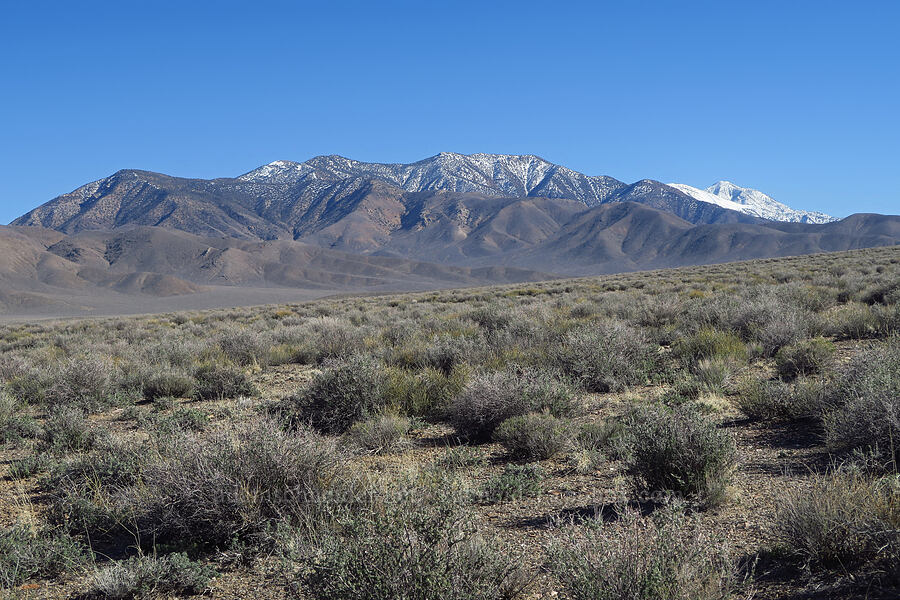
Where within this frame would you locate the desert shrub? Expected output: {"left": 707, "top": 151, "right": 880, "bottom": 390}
{"left": 384, "top": 366, "right": 467, "bottom": 421}
{"left": 5, "top": 367, "right": 54, "bottom": 406}
{"left": 553, "top": 322, "right": 656, "bottom": 392}
{"left": 672, "top": 327, "right": 747, "bottom": 365}
{"left": 346, "top": 413, "right": 412, "bottom": 454}
{"left": 45, "top": 355, "right": 119, "bottom": 412}
{"left": 8, "top": 453, "right": 52, "bottom": 480}
{"left": 45, "top": 439, "right": 146, "bottom": 491}
{"left": 660, "top": 375, "right": 705, "bottom": 406}
{"left": 823, "top": 302, "right": 884, "bottom": 340}
{"left": 735, "top": 378, "right": 821, "bottom": 421}
{"left": 691, "top": 358, "right": 734, "bottom": 393}
{"left": 280, "top": 355, "right": 387, "bottom": 434}
{"left": 290, "top": 317, "right": 367, "bottom": 364}
{"left": 284, "top": 476, "right": 527, "bottom": 600}
{"left": 480, "top": 464, "right": 544, "bottom": 503}
{"left": 774, "top": 471, "right": 900, "bottom": 570}
{"left": 217, "top": 326, "right": 271, "bottom": 366}
{"left": 576, "top": 420, "right": 627, "bottom": 460}
{"left": 0, "top": 525, "right": 85, "bottom": 588}
{"left": 433, "top": 446, "right": 488, "bottom": 471}
{"left": 625, "top": 404, "right": 736, "bottom": 507}
{"left": 192, "top": 363, "right": 255, "bottom": 401}
{"left": 449, "top": 367, "right": 579, "bottom": 441}
{"left": 725, "top": 293, "right": 809, "bottom": 356}
{"left": 420, "top": 333, "right": 484, "bottom": 374}
{"left": 91, "top": 552, "right": 215, "bottom": 599}
{"left": 823, "top": 342, "right": 900, "bottom": 465}
{"left": 494, "top": 413, "right": 574, "bottom": 461}
{"left": 140, "top": 368, "right": 195, "bottom": 401}
{"left": 861, "top": 279, "right": 900, "bottom": 305}
{"left": 43, "top": 440, "right": 147, "bottom": 542}
{"left": 143, "top": 406, "right": 209, "bottom": 434}
{"left": 41, "top": 407, "right": 103, "bottom": 453}
{"left": 0, "top": 390, "right": 39, "bottom": 443}
{"left": 144, "top": 419, "right": 337, "bottom": 548}
{"left": 546, "top": 506, "right": 739, "bottom": 600}
{"left": 774, "top": 337, "right": 835, "bottom": 379}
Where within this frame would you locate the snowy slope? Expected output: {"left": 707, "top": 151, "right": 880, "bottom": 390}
{"left": 668, "top": 181, "right": 837, "bottom": 224}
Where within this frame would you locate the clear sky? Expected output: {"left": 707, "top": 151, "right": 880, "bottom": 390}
{"left": 1, "top": 0, "right": 898, "bottom": 224}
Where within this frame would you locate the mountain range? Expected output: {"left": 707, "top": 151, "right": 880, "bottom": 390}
{"left": 2, "top": 153, "right": 897, "bottom": 316}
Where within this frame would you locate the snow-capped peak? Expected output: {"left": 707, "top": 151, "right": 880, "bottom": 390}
{"left": 238, "top": 160, "right": 309, "bottom": 183}
{"left": 667, "top": 181, "right": 837, "bottom": 224}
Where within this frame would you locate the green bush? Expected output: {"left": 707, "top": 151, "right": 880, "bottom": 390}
{"left": 217, "top": 327, "right": 271, "bottom": 366}
{"left": 494, "top": 413, "right": 574, "bottom": 461}
{"left": 0, "top": 525, "right": 85, "bottom": 588}
{"left": 546, "top": 506, "right": 738, "bottom": 600}
{"left": 625, "top": 404, "right": 736, "bottom": 507}
{"left": 690, "top": 358, "right": 734, "bottom": 393}
{"left": 91, "top": 552, "right": 216, "bottom": 599}
{"left": 576, "top": 420, "right": 626, "bottom": 460}
{"left": 774, "top": 471, "right": 900, "bottom": 570}
{"left": 553, "top": 323, "right": 656, "bottom": 392}
{"left": 480, "top": 464, "right": 544, "bottom": 503}
{"left": 384, "top": 365, "right": 467, "bottom": 421}
{"left": 673, "top": 327, "right": 747, "bottom": 365}
{"left": 449, "top": 367, "right": 579, "bottom": 441}
{"left": 192, "top": 363, "right": 255, "bottom": 401}
{"left": 44, "top": 440, "right": 147, "bottom": 542}
{"left": 140, "top": 368, "right": 195, "bottom": 401}
{"left": 774, "top": 337, "right": 835, "bottom": 379}
{"left": 280, "top": 355, "right": 387, "bottom": 434}
{"left": 346, "top": 413, "right": 412, "bottom": 454}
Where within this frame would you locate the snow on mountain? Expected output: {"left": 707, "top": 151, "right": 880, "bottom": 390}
{"left": 239, "top": 155, "right": 836, "bottom": 224}
{"left": 667, "top": 181, "right": 837, "bottom": 224}
{"left": 240, "top": 153, "right": 627, "bottom": 206}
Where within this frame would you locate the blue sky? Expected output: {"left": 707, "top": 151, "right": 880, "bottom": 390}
{"left": 1, "top": 1, "right": 898, "bottom": 224}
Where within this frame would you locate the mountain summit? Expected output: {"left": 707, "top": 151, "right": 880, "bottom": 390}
{"left": 238, "top": 153, "right": 627, "bottom": 206}
{"left": 668, "top": 180, "right": 835, "bottom": 224}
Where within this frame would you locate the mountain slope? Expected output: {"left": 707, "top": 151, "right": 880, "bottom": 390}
{"left": 14, "top": 153, "right": 798, "bottom": 247}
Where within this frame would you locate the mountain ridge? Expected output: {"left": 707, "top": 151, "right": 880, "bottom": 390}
{"left": 5, "top": 153, "right": 897, "bottom": 317}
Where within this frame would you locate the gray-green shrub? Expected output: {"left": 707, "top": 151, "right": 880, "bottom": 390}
{"left": 449, "top": 367, "right": 578, "bottom": 441}
{"left": 192, "top": 363, "right": 255, "bottom": 401}
{"left": 625, "top": 404, "right": 736, "bottom": 507}
{"left": 546, "top": 507, "right": 738, "bottom": 600}
{"left": 280, "top": 354, "right": 387, "bottom": 434}
{"left": 823, "top": 342, "right": 900, "bottom": 466}
{"left": 144, "top": 419, "right": 337, "bottom": 547}
{"left": 347, "top": 413, "right": 412, "bottom": 454}
{"left": 285, "top": 476, "right": 527, "bottom": 600}
{"left": 494, "top": 413, "right": 574, "bottom": 460}
{"left": 553, "top": 322, "right": 656, "bottom": 392}
{"left": 480, "top": 464, "right": 544, "bottom": 503}
{"left": 0, "top": 525, "right": 85, "bottom": 588}
{"left": 774, "top": 471, "right": 900, "bottom": 569}
{"left": 91, "top": 552, "right": 215, "bottom": 599}
{"left": 774, "top": 337, "right": 835, "bottom": 380}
